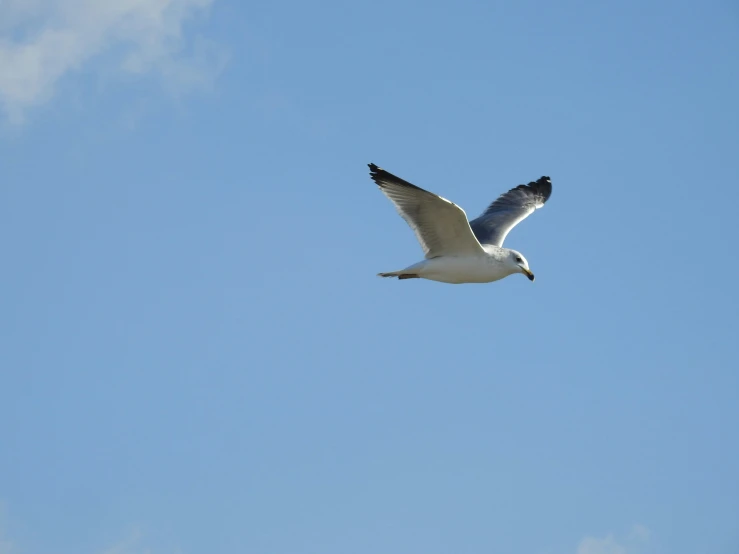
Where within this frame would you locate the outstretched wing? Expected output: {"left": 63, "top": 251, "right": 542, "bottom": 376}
{"left": 369, "top": 163, "right": 485, "bottom": 259}
{"left": 469, "top": 176, "right": 552, "bottom": 247}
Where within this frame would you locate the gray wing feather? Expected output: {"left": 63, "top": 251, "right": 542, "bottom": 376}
{"left": 369, "top": 164, "right": 485, "bottom": 259}
{"left": 469, "top": 176, "right": 552, "bottom": 247}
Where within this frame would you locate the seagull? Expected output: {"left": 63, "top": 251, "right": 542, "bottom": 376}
{"left": 369, "top": 163, "right": 552, "bottom": 284}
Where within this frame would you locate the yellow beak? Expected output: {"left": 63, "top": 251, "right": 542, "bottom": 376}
{"left": 522, "top": 268, "right": 535, "bottom": 282}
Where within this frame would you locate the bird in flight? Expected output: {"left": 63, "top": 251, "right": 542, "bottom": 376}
{"left": 369, "top": 163, "right": 552, "bottom": 284}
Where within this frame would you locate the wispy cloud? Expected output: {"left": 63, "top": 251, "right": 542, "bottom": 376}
{"left": 0, "top": 531, "right": 13, "bottom": 554}
{"left": 99, "top": 529, "right": 150, "bottom": 554}
{"left": 0, "top": 504, "right": 14, "bottom": 554}
{"left": 577, "top": 534, "right": 628, "bottom": 554}
{"left": 577, "top": 525, "right": 652, "bottom": 554}
{"left": 99, "top": 527, "right": 186, "bottom": 554}
{"left": 0, "top": 0, "right": 226, "bottom": 123}
{"left": 0, "top": 502, "right": 176, "bottom": 554}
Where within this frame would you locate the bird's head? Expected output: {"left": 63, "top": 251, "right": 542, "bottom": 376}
{"left": 508, "top": 250, "right": 535, "bottom": 282}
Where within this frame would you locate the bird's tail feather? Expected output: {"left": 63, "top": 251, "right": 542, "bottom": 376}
{"left": 377, "top": 271, "right": 419, "bottom": 280}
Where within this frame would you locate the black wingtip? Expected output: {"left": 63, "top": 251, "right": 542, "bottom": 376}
{"left": 528, "top": 176, "right": 552, "bottom": 202}
{"left": 367, "top": 163, "right": 425, "bottom": 191}
{"left": 368, "top": 163, "right": 383, "bottom": 185}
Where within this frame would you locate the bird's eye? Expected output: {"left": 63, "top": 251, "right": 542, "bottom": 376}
{"left": 515, "top": 256, "right": 522, "bottom": 263}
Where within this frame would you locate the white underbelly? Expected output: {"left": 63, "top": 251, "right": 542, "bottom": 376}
{"left": 416, "top": 256, "right": 511, "bottom": 284}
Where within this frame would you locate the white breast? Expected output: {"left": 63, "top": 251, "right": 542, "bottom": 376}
{"left": 416, "top": 255, "right": 514, "bottom": 284}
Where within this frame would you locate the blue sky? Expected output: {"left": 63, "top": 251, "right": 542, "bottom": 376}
{"left": 1, "top": 1, "right": 738, "bottom": 553}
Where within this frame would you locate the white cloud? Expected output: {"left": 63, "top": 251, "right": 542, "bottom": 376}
{"left": 577, "top": 525, "right": 652, "bottom": 554}
{"left": 0, "top": 502, "right": 169, "bottom": 554}
{"left": 99, "top": 529, "right": 150, "bottom": 554}
{"left": 0, "top": 504, "right": 14, "bottom": 554}
{"left": 0, "top": 532, "right": 13, "bottom": 554}
{"left": 628, "top": 524, "right": 651, "bottom": 543}
{"left": 577, "top": 534, "right": 628, "bottom": 554}
{"left": 0, "top": 0, "right": 226, "bottom": 123}
{"left": 98, "top": 528, "right": 184, "bottom": 554}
